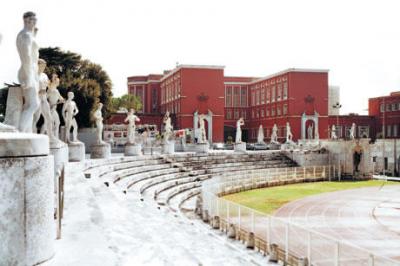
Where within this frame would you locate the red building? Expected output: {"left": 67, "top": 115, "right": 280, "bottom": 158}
{"left": 118, "top": 64, "right": 397, "bottom": 143}
{"left": 369, "top": 91, "right": 400, "bottom": 138}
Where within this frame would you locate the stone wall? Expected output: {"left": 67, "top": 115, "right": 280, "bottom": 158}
{"left": 370, "top": 139, "right": 400, "bottom": 175}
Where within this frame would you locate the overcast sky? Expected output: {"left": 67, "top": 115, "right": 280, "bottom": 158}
{"left": 1, "top": 0, "right": 399, "bottom": 114}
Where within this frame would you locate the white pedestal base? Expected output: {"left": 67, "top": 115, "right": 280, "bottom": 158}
{"left": 124, "top": 143, "right": 142, "bottom": 156}
{"left": 195, "top": 143, "right": 209, "bottom": 153}
{"left": 90, "top": 143, "right": 111, "bottom": 159}
{"left": 162, "top": 142, "right": 175, "bottom": 154}
{"left": 50, "top": 140, "right": 69, "bottom": 176}
{"left": 234, "top": 142, "right": 246, "bottom": 152}
{"left": 68, "top": 141, "right": 86, "bottom": 162}
{"left": 0, "top": 132, "right": 54, "bottom": 266}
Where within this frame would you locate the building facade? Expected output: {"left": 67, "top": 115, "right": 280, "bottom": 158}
{"left": 110, "top": 65, "right": 398, "bottom": 143}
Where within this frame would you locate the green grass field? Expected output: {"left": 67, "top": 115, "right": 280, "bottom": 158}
{"left": 223, "top": 180, "right": 398, "bottom": 215}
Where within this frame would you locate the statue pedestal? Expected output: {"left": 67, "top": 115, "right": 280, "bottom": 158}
{"left": 268, "top": 143, "right": 281, "bottom": 150}
{"left": 234, "top": 142, "right": 246, "bottom": 152}
{"left": 4, "top": 86, "right": 22, "bottom": 128}
{"left": 195, "top": 142, "right": 209, "bottom": 153}
{"left": 68, "top": 141, "right": 85, "bottom": 162}
{"left": 50, "top": 140, "right": 69, "bottom": 177}
{"left": 124, "top": 143, "right": 142, "bottom": 156}
{"left": 162, "top": 142, "right": 175, "bottom": 154}
{"left": 0, "top": 132, "right": 55, "bottom": 266}
{"left": 90, "top": 142, "right": 111, "bottom": 159}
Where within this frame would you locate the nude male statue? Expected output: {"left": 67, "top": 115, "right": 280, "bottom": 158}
{"left": 47, "top": 73, "right": 64, "bottom": 138}
{"left": 16, "top": 11, "right": 40, "bottom": 133}
{"left": 62, "top": 92, "right": 79, "bottom": 143}
{"left": 124, "top": 108, "right": 140, "bottom": 144}
{"left": 93, "top": 102, "right": 105, "bottom": 144}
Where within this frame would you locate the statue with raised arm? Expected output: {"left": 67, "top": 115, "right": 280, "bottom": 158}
{"left": 62, "top": 92, "right": 79, "bottom": 143}
{"left": 124, "top": 108, "right": 140, "bottom": 144}
{"left": 47, "top": 73, "right": 64, "bottom": 138}
{"left": 257, "top": 125, "right": 265, "bottom": 144}
{"left": 163, "top": 111, "right": 173, "bottom": 143}
{"left": 331, "top": 125, "right": 337, "bottom": 140}
{"left": 235, "top": 117, "right": 245, "bottom": 143}
{"left": 93, "top": 103, "right": 105, "bottom": 144}
{"left": 270, "top": 124, "right": 278, "bottom": 144}
{"left": 16, "top": 11, "right": 40, "bottom": 133}
{"left": 286, "top": 122, "right": 293, "bottom": 143}
{"left": 350, "top": 122, "right": 356, "bottom": 140}
{"left": 198, "top": 114, "right": 207, "bottom": 143}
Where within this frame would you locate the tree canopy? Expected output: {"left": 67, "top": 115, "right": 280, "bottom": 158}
{"left": 110, "top": 94, "right": 143, "bottom": 113}
{"left": 39, "top": 47, "right": 113, "bottom": 127}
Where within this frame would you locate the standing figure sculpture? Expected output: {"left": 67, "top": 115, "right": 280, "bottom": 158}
{"left": 93, "top": 103, "right": 105, "bottom": 144}
{"left": 163, "top": 111, "right": 173, "bottom": 143}
{"left": 198, "top": 114, "right": 207, "bottom": 143}
{"left": 257, "top": 125, "right": 265, "bottom": 144}
{"left": 270, "top": 124, "right": 278, "bottom": 144}
{"left": 286, "top": 122, "right": 293, "bottom": 143}
{"left": 331, "top": 125, "right": 337, "bottom": 140}
{"left": 349, "top": 123, "right": 356, "bottom": 140}
{"left": 16, "top": 12, "right": 40, "bottom": 133}
{"left": 32, "top": 59, "right": 54, "bottom": 140}
{"left": 47, "top": 74, "right": 64, "bottom": 139}
{"left": 62, "top": 92, "right": 79, "bottom": 143}
{"left": 235, "top": 117, "right": 245, "bottom": 143}
{"left": 124, "top": 109, "right": 140, "bottom": 144}
{"left": 307, "top": 124, "right": 314, "bottom": 140}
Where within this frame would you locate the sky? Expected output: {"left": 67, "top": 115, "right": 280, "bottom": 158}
{"left": 1, "top": 0, "right": 400, "bottom": 115}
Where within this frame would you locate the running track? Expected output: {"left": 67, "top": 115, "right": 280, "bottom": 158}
{"left": 274, "top": 184, "right": 400, "bottom": 264}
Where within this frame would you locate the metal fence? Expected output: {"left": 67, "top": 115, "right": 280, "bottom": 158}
{"left": 202, "top": 165, "right": 399, "bottom": 266}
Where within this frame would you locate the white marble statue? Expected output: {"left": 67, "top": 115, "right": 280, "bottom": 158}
{"left": 286, "top": 122, "right": 293, "bottom": 143}
{"left": 47, "top": 73, "right": 64, "bottom": 139}
{"left": 314, "top": 125, "right": 319, "bottom": 140}
{"left": 235, "top": 117, "right": 244, "bottom": 143}
{"left": 163, "top": 111, "right": 173, "bottom": 143}
{"left": 16, "top": 12, "right": 40, "bottom": 133}
{"left": 307, "top": 124, "right": 314, "bottom": 139}
{"left": 350, "top": 122, "right": 356, "bottom": 140}
{"left": 331, "top": 125, "right": 337, "bottom": 140}
{"left": 32, "top": 59, "right": 54, "bottom": 139}
{"left": 124, "top": 108, "right": 140, "bottom": 144}
{"left": 198, "top": 114, "right": 207, "bottom": 143}
{"left": 93, "top": 102, "right": 105, "bottom": 144}
{"left": 270, "top": 124, "right": 278, "bottom": 144}
{"left": 257, "top": 125, "right": 265, "bottom": 144}
{"left": 62, "top": 92, "right": 79, "bottom": 143}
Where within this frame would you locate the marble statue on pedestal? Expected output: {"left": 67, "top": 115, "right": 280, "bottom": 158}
{"left": 350, "top": 123, "right": 356, "bottom": 140}
{"left": 235, "top": 117, "right": 244, "bottom": 143}
{"left": 124, "top": 109, "right": 140, "bottom": 144}
{"left": 257, "top": 125, "right": 265, "bottom": 144}
{"left": 32, "top": 59, "right": 54, "bottom": 140}
{"left": 198, "top": 114, "right": 207, "bottom": 143}
{"left": 270, "top": 124, "right": 279, "bottom": 144}
{"left": 163, "top": 111, "right": 173, "bottom": 143}
{"left": 47, "top": 74, "right": 64, "bottom": 139}
{"left": 16, "top": 11, "right": 40, "bottom": 133}
{"left": 93, "top": 102, "right": 105, "bottom": 144}
{"left": 331, "top": 125, "right": 337, "bottom": 140}
{"left": 62, "top": 92, "right": 79, "bottom": 143}
{"left": 307, "top": 124, "right": 314, "bottom": 139}
{"left": 286, "top": 122, "right": 294, "bottom": 143}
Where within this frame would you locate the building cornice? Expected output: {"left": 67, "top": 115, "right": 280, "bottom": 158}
{"left": 248, "top": 68, "right": 330, "bottom": 85}
{"left": 160, "top": 64, "right": 225, "bottom": 82}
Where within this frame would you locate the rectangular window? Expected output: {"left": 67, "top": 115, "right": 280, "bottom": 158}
{"left": 358, "top": 126, "right": 369, "bottom": 138}
{"left": 252, "top": 110, "right": 255, "bottom": 118}
{"left": 261, "top": 109, "right": 264, "bottom": 117}
{"left": 283, "top": 104, "right": 288, "bottom": 115}
{"left": 283, "top": 82, "right": 288, "bottom": 100}
{"left": 387, "top": 125, "right": 392, "bottom": 137}
{"left": 277, "top": 84, "right": 282, "bottom": 101}
{"left": 271, "top": 86, "right": 276, "bottom": 102}
{"left": 277, "top": 106, "right": 281, "bottom": 116}
{"left": 266, "top": 108, "right": 270, "bottom": 117}
{"left": 345, "top": 126, "right": 352, "bottom": 138}
{"left": 241, "top": 88, "right": 247, "bottom": 107}
{"left": 234, "top": 110, "right": 240, "bottom": 119}
{"left": 386, "top": 104, "right": 391, "bottom": 112}
{"left": 261, "top": 89, "right": 265, "bottom": 104}
{"left": 256, "top": 90, "right": 260, "bottom": 105}
{"left": 393, "top": 124, "right": 398, "bottom": 137}
{"left": 234, "top": 87, "right": 240, "bottom": 107}
{"left": 251, "top": 91, "right": 255, "bottom": 106}
{"left": 266, "top": 88, "right": 270, "bottom": 103}
{"left": 392, "top": 103, "right": 397, "bottom": 111}
{"left": 380, "top": 104, "right": 385, "bottom": 112}
{"left": 241, "top": 110, "right": 247, "bottom": 119}
{"left": 271, "top": 107, "right": 275, "bottom": 116}
{"left": 225, "top": 87, "right": 232, "bottom": 107}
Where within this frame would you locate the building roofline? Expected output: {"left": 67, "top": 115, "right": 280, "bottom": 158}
{"left": 160, "top": 64, "right": 225, "bottom": 81}
{"left": 248, "top": 68, "right": 329, "bottom": 85}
